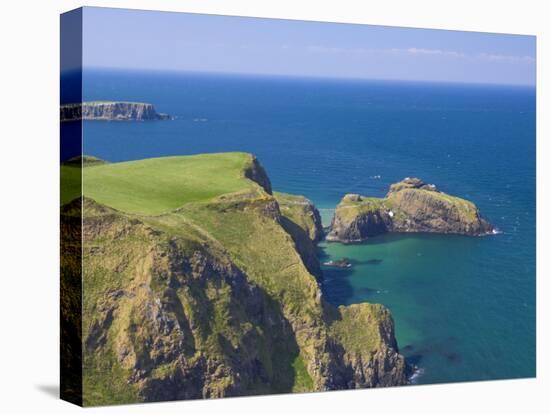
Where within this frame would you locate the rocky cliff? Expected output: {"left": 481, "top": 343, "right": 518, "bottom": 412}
{"left": 60, "top": 101, "right": 171, "bottom": 122}
{"left": 327, "top": 177, "right": 494, "bottom": 243}
{"left": 243, "top": 155, "right": 273, "bottom": 195}
{"left": 61, "top": 154, "right": 410, "bottom": 406}
{"left": 275, "top": 192, "right": 324, "bottom": 276}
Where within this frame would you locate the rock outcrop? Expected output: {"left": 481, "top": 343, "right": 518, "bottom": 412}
{"left": 243, "top": 155, "right": 273, "bottom": 195}
{"left": 327, "top": 178, "right": 494, "bottom": 243}
{"left": 61, "top": 155, "right": 411, "bottom": 405}
{"left": 326, "top": 304, "right": 410, "bottom": 387}
{"left": 275, "top": 193, "right": 323, "bottom": 243}
{"left": 275, "top": 192, "right": 324, "bottom": 276}
{"left": 60, "top": 101, "right": 171, "bottom": 122}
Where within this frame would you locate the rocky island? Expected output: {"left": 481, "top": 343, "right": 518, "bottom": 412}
{"left": 60, "top": 101, "right": 172, "bottom": 122}
{"left": 327, "top": 177, "right": 494, "bottom": 243}
{"left": 61, "top": 153, "right": 410, "bottom": 405}
{"left": 323, "top": 258, "right": 353, "bottom": 268}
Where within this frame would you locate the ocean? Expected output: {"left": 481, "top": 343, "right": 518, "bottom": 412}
{"left": 81, "top": 68, "right": 536, "bottom": 385}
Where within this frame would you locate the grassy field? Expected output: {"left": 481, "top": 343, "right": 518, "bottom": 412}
{"left": 67, "top": 152, "right": 258, "bottom": 215}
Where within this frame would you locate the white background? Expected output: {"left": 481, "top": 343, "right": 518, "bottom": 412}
{"left": 0, "top": 0, "right": 547, "bottom": 412}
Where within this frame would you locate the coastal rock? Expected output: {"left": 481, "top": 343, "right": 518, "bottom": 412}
{"left": 327, "top": 201, "right": 391, "bottom": 243}
{"left": 342, "top": 194, "right": 364, "bottom": 203}
{"left": 275, "top": 192, "right": 324, "bottom": 276}
{"left": 275, "top": 193, "right": 324, "bottom": 243}
{"left": 387, "top": 183, "right": 493, "bottom": 235}
{"left": 387, "top": 177, "right": 438, "bottom": 194}
{"left": 326, "top": 304, "right": 410, "bottom": 388}
{"left": 243, "top": 155, "right": 273, "bottom": 195}
{"left": 327, "top": 178, "right": 494, "bottom": 243}
{"left": 60, "top": 101, "right": 172, "bottom": 122}
{"left": 63, "top": 155, "right": 411, "bottom": 405}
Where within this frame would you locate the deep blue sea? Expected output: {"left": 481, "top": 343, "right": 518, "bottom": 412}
{"left": 81, "top": 69, "right": 536, "bottom": 385}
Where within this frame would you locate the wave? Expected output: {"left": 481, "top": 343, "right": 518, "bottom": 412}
{"left": 409, "top": 366, "right": 425, "bottom": 384}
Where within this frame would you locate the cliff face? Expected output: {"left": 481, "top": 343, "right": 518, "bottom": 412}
{"left": 327, "top": 194, "right": 391, "bottom": 243}
{"left": 60, "top": 101, "right": 171, "bottom": 122}
{"left": 275, "top": 193, "right": 324, "bottom": 243}
{"left": 326, "top": 304, "right": 409, "bottom": 388}
{"left": 327, "top": 178, "right": 494, "bottom": 243}
{"left": 62, "top": 154, "right": 410, "bottom": 405}
{"left": 275, "top": 192, "right": 324, "bottom": 276}
{"left": 80, "top": 199, "right": 300, "bottom": 402}
{"left": 243, "top": 156, "right": 273, "bottom": 195}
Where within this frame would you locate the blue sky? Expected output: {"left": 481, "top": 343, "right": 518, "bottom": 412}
{"left": 82, "top": 7, "right": 536, "bottom": 86}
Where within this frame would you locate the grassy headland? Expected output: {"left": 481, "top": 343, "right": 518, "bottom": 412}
{"left": 61, "top": 152, "right": 409, "bottom": 405}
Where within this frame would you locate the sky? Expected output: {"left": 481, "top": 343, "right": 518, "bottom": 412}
{"left": 81, "top": 7, "right": 536, "bottom": 86}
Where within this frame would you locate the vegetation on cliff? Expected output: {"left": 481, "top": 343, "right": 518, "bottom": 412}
{"left": 275, "top": 192, "right": 324, "bottom": 243}
{"left": 327, "top": 177, "right": 494, "bottom": 243}
{"left": 61, "top": 153, "right": 409, "bottom": 406}
{"left": 274, "top": 192, "right": 324, "bottom": 276}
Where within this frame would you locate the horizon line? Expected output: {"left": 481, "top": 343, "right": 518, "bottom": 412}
{"left": 68, "top": 65, "right": 537, "bottom": 88}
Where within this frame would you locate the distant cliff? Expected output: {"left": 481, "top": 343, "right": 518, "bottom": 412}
{"left": 327, "top": 177, "right": 494, "bottom": 243}
{"left": 60, "top": 101, "right": 172, "bottom": 122}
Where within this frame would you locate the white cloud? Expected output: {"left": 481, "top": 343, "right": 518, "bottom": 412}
{"left": 401, "top": 47, "right": 466, "bottom": 58}
{"left": 306, "top": 45, "right": 375, "bottom": 55}
{"left": 476, "top": 53, "right": 535, "bottom": 64}
{"left": 306, "top": 45, "right": 534, "bottom": 65}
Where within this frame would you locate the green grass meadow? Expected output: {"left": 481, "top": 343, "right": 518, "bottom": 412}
{"left": 62, "top": 152, "right": 257, "bottom": 214}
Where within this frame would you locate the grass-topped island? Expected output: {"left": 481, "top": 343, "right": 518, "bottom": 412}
{"left": 327, "top": 177, "right": 494, "bottom": 243}
{"left": 61, "top": 152, "right": 410, "bottom": 405}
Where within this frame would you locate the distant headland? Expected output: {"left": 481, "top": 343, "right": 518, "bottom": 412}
{"left": 60, "top": 101, "right": 172, "bottom": 122}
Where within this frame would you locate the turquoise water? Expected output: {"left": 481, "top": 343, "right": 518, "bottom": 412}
{"left": 81, "top": 69, "right": 536, "bottom": 384}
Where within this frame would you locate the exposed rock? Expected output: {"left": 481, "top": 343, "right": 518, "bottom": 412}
{"left": 327, "top": 178, "right": 494, "bottom": 243}
{"left": 327, "top": 204, "right": 391, "bottom": 243}
{"left": 79, "top": 199, "right": 292, "bottom": 402}
{"left": 243, "top": 155, "right": 272, "bottom": 195}
{"left": 275, "top": 193, "right": 323, "bottom": 243}
{"left": 342, "top": 194, "right": 363, "bottom": 202}
{"left": 387, "top": 185, "right": 493, "bottom": 235}
{"left": 387, "top": 177, "right": 438, "bottom": 194}
{"left": 60, "top": 101, "right": 172, "bottom": 122}
{"left": 326, "top": 304, "right": 410, "bottom": 388}
{"left": 327, "top": 196, "right": 392, "bottom": 243}
{"left": 323, "top": 258, "right": 352, "bottom": 269}
{"left": 275, "top": 192, "right": 324, "bottom": 276}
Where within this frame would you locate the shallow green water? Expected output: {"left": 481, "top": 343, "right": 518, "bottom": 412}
{"left": 319, "top": 230, "right": 534, "bottom": 383}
